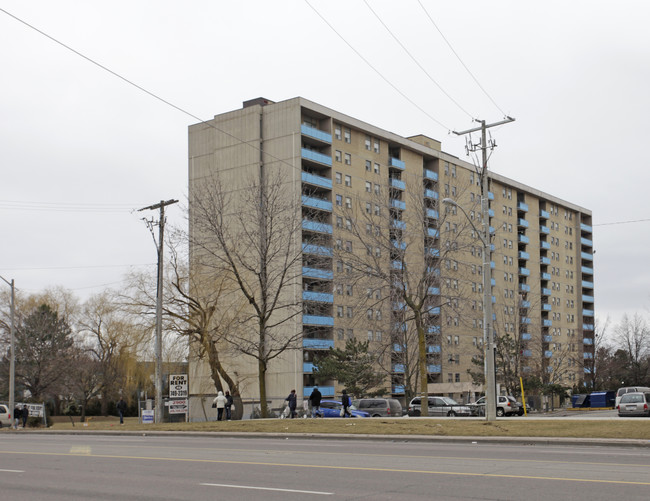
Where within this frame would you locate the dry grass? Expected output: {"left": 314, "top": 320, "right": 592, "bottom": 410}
{"left": 41, "top": 415, "right": 650, "bottom": 440}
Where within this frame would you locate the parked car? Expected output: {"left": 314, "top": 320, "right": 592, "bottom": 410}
{"left": 514, "top": 399, "right": 532, "bottom": 416}
{"left": 407, "top": 396, "right": 472, "bottom": 417}
{"left": 0, "top": 404, "right": 11, "bottom": 428}
{"left": 617, "top": 392, "right": 650, "bottom": 417}
{"left": 351, "top": 398, "right": 402, "bottom": 417}
{"left": 316, "top": 400, "right": 370, "bottom": 418}
{"left": 470, "top": 395, "right": 519, "bottom": 417}
{"left": 615, "top": 386, "right": 650, "bottom": 410}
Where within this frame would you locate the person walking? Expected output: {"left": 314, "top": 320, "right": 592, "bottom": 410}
{"left": 224, "top": 391, "right": 234, "bottom": 421}
{"left": 285, "top": 389, "right": 297, "bottom": 419}
{"left": 341, "top": 389, "right": 351, "bottom": 418}
{"left": 213, "top": 391, "right": 227, "bottom": 421}
{"left": 309, "top": 385, "right": 322, "bottom": 418}
{"left": 116, "top": 398, "right": 127, "bottom": 425}
{"left": 13, "top": 406, "right": 21, "bottom": 429}
{"left": 22, "top": 404, "right": 29, "bottom": 428}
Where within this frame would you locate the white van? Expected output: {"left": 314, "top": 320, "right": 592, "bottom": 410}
{"left": 615, "top": 386, "right": 650, "bottom": 409}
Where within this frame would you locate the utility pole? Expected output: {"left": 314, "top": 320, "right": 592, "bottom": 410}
{"left": 453, "top": 117, "right": 514, "bottom": 421}
{"left": 1, "top": 276, "right": 15, "bottom": 419}
{"left": 139, "top": 199, "right": 178, "bottom": 423}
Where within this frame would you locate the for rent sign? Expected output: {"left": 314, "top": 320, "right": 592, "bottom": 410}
{"left": 169, "top": 374, "right": 188, "bottom": 398}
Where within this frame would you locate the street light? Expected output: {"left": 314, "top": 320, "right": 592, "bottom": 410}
{"left": 442, "top": 198, "right": 496, "bottom": 421}
{"left": 0, "top": 276, "right": 16, "bottom": 419}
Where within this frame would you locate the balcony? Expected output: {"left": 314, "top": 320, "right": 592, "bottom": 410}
{"left": 543, "top": 335, "right": 553, "bottom": 342}
{"left": 543, "top": 319, "right": 552, "bottom": 327}
{"left": 518, "top": 218, "right": 529, "bottom": 228}
{"left": 303, "top": 362, "right": 316, "bottom": 374}
{"left": 301, "top": 147, "right": 332, "bottom": 166}
{"left": 427, "top": 227, "right": 439, "bottom": 238}
{"left": 427, "top": 325, "right": 441, "bottom": 334}
{"left": 424, "top": 169, "right": 438, "bottom": 181}
{"left": 427, "top": 364, "right": 441, "bottom": 373}
{"left": 303, "top": 338, "right": 334, "bottom": 350}
{"left": 583, "top": 338, "right": 594, "bottom": 345}
{"left": 301, "top": 124, "right": 332, "bottom": 143}
{"left": 392, "top": 260, "right": 404, "bottom": 270}
{"left": 519, "top": 251, "right": 530, "bottom": 260}
{"left": 542, "top": 303, "right": 552, "bottom": 311}
{"left": 540, "top": 241, "right": 551, "bottom": 250}
{"left": 542, "top": 287, "right": 551, "bottom": 296}
{"left": 544, "top": 351, "right": 553, "bottom": 358}
{"left": 303, "top": 314, "right": 334, "bottom": 326}
{"left": 540, "top": 225, "right": 550, "bottom": 234}
{"left": 488, "top": 191, "right": 495, "bottom": 200}
{"left": 302, "top": 219, "right": 332, "bottom": 234}
{"left": 393, "top": 343, "right": 404, "bottom": 352}
{"left": 583, "top": 323, "right": 595, "bottom": 331}
{"left": 582, "top": 294, "right": 594, "bottom": 303}
{"left": 424, "top": 189, "right": 438, "bottom": 200}
{"left": 521, "top": 317, "right": 531, "bottom": 324}
{"left": 518, "top": 234, "right": 530, "bottom": 244}
{"left": 389, "top": 157, "right": 405, "bottom": 170}
{"left": 584, "top": 352, "right": 594, "bottom": 360}
{"left": 523, "top": 349, "right": 532, "bottom": 357}
{"left": 521, "top": 333, "right": 532, "bottom": 341}
{"left": 426, "top": 208, "right": 439, "bottom": 219}
{"left": 303, "top": 385, "right": 334, "bottom": 397}
{"left": 394, "top": 322, "right": 407, "bottom": 332}
{"left": 302, "top": 243, "right": 332, "bottom": 257}
{"left": 520, "top": 300, "right": 531, "bottom": 308}
{"left": 302, "top": 290, "right": 334, "bottom": 303}
{"left": 392, "top": 385, "right": 405, "bottom": 394}
{"left": 517, "top": 201, "right": 529, "bottom": 212}
{"left": 540, "top": 210, "right": 550, "bottom": 219}
{"left": 583, "top": 309, "right": 595, "bottom": 317}
{"left": 301, "top": 171, "right": 332, "bottom": 190}
{"left": 428, "top": 286, "right": 440, "bottom": 295}
{"left": 427, "top": 306, "right": 441, "bottom": 316}
{"left": 581, "top": 266, "right": 594, "bottom": 275}
{"left": 540, "top": 256, "right": 551, "bottom": 265}
{"left": 518, "top": 267, "right": 530, "bottom": 276}
{"left": 302, "top": 266, "right": 333, "bottom": 280}
{"left": 580, "top": 223, "right": 593, "bottom": 233}
{"left": 520, "top": 283, "right": 531, "bottom": 292}
{"left": 391, "top": 199, "right": 406, "bottom": 211}
{"left": 581, "top": 251, "right": 593, "bottom": 261}
{"left": 302, "top": 195, "right": 332, "bottom": 212}
{"left": 390, "top": 178, "right": 406, "bottom": 190}
{"left": 581, "top": 237, "right": 593, "bottom": 247}
{"left": 392, "top": 364, "right": 405, "bottom": 373}
{"left": 391, "top": 219, "right": 406, "bottom": 230}
{"left": 541, "top": 272, "right": 551, "bottom": 280}
{"left": 425, "top": 247, "right": 440, "bottom": 257}
{"left": 582, "top": 280, "right": 594, "bottom": 289}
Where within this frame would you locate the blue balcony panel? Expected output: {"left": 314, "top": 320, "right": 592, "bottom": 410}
{"left": 520, "top": 283, "right": 531, "bottom": 292}
{"left": 542, "top": 303, "right": 552, "bottom": 311}
{"left": 543, "top": 319, "right": 552, "bottom": 327}
{"left": 540, "top": 225, "right": 550, "bottom": 234}
{"left": 490, "top": 243, "right": 496, "bottom": 252}
{"left": 584, "top": 352, "right": 594, "bottom": 360}
{"left": 303, "top": 338, "right": 334, "bottom": 350}
{"left": 544, "top": 350, "right": 553, "bottom": 358}
{"left": 424, "top": 345, "right": 439, "bottom": 354}
{"left": 541, "top": 287, "right": 552, "bottom": 296}
{"left": 301, "top": 171, "right": 332, "bottom": 189}
{"left": 521, "top": 333, "right": 532, "bottom": 341}
{"left": 580, "top": 223, "right": 593, "bottom": 233}
{"left": 394, "top": 322, "right": 407, "bottom": 332}
{"left": 521, "top": 317, "right": 531, "bottom": 324}
{"left": 391, "top": 239, "right": 407, "bottom": 250}
{"left": 543, "top": 335, "right": 553, "bottom": 342}
{"left": 424, "top": 169, "right": 438, "bottom": 181}
{"left": 540, "top": 210, "right": 550, "bottom": 219}
{"left": 582, "top": 295, "right": 594, "bottom": 303}
{"left": 392, "top": 364, "right": 405, "bottom": 373}
{"left": 302, "top": 266, "right": 333, "bottom": 280}
{"left": 488, "top": 208, "right": 495, "bottom": 217}
{"left": 523, "top": 349, "right": 532, "bottom": 357}
{"left": 392, "top": 260, "right": 404, "bottom": 270}
{"left": 426, "top": 267, "right": 441, "bottom": 275}
{"left": 547, "top": 366, "right": 554, "bottom": 373}
{"left": 424, "top": 189, "right": 438, "bottom": 200}
{"left": 581, "top": 266, "right": 594, "bottom": 275}
{"left": 302, "top": 195, "right": 332, "bottom": 212}
{"left": 390, "top": 177, "right": 406, "bottom": 190}
{"left": 583, "top": 309, "right": 595, "bottom": 317}
{"left": 582, "top": 280, "right": 594, "bottom": 289}
{"left": 392, "top": 385, "right": 405, "bottom": 394}
{"left": 301, "top": 147, "right": 332, "bottom": 166}
{"left": 519, "top": 267, "right": 530, "bottom": 276}
{"left": 519, "top": 251, "right": 530, "bottom": 260}
{"left": 583, "top": 338, "right": 594, "bottom": 345}
{"left": 491, "top": 278, "right": 496, "bottom": 286}
{"left": 427, "top": 364, "right": 441, "bottom": 373}
{"left": 541, "top": 272, "right": 551, "bottom": 280}
{"left": 302, "top": 219, "right": 332, "bottom": 234}
{"left": 540, "top": 241, "right": 551, "bottom": 250}
{"left": 389, "top": 157, "right": 406, "bottom": 170}
{"left": 583, "top": 323, "right": 594, "bottom": 331}
{"left": 488, "top": 191, "right": 495, "bottom": 200}
{"left": 393, "top": 343, "right": 404, "bottom": 352}
{"left": 519, "top": 234, "right": 530, "bottom": 244}
{"left": 302, "top": 290, "right": 334, "bottom": 303}
{"left": 518, "top": 218, "right": 529, "bottom": 228}
{"left": 428, "top": 306, "right": 441, "bottom": 316}
{"left": 520, "top": 300, "right": 531, "bottom": 308}
{"left": 540, "top": 256, "right": 551, "bottom": 265}
{"left": 391, "top": 219, "right": 406, "bottom": 230}
{"left": 426, "top": 208, "right": 439, "bottom": 219}
{"left": 427, "top": 227, "right": 439, "bottom": 238}
{"left": 391, "top": 199, "right": 406, "bottom": 211}
{"left": 303, "top": 385, "right": 334, "bottom": 397}
{"left": 303, "top": 362, "right": 316, "bottom": 374}
{"left": 581, "top": 237, "right": 593, "bottom": 247}
{"left": 392, "top": 302, "right": 406, "bottom": 311}
{"left": 428, "top": 287, "right": 440, "bottom": 295}
{"left": 518, "top": 201, "right": 529, "bottom": 212}
{"left": 302, "top": 243, "right": 332, "bottom": 257}
{"left": 427, "top": 325, "right": 441, "bottom": 334}
{"left": 301, "top": 124, "right": 332, "bottom": 143}
{"left": 581, "top": 251, "right": 593, "bottom": 261}
{"left": 303, "top": 315, "right": 334, "bottom": 326}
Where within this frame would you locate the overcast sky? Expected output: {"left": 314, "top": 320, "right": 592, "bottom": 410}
{"left": 1, "top": 1, "right": 648, "bottom": 330}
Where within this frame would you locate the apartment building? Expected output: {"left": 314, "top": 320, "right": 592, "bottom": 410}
{"left": 187, "top": 97, "right": 594, "bottom": 411}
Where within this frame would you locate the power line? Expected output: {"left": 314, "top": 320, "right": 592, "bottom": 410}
{"left": 416, "top": 0, "right": 507, "bottom": 117}
{"left": 303, "top": 0, "right": 452, "bottom": 132}
{"left": 362, "top": 0, "right": 474, "bottom": 119}
{"left": 594, "top": 218, "right": 650, "bottom": 227}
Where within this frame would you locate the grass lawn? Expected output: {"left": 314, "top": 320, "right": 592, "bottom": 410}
{"left": 41, "top": 415, "right": 650, "bottom": 440}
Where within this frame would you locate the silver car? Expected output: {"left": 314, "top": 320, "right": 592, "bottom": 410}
{"left": 617, "top": 392, "right": 650, "bottom": 417}
{"left": 407, "top": 396, "right": 472, "bottom": 417}
{"left": 0, "top": 404, "right": 12, "bottom": 428}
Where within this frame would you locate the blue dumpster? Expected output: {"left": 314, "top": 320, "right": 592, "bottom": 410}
{"left": 572, "top": 394, "right": 589, "bottom": 408}
{"left": 589, "top": 391, "right": 615, "bottom": 408}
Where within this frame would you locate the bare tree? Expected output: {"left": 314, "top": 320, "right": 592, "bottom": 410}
{"left": 190, "top": 170, "right": 305, "bottom": 417}
{"left": 615, "top": 313, "right": 650, "bottom": 385}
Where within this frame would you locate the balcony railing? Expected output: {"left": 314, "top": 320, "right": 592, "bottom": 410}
{"left": 303, "top": 315, "right": 334, "bottom": 326}
{"left": 582, "top": 280, "right": 594, "bottom": 289}
{"left": 518, "top": 267, "right": 530, "bottom": 276}
{"left": 581, "top": 251, "right": 593, "bottom": 261}
{"left": 301, "top": 124, "right": 332, "bottom": 143}
{"left": 518, "top": 234, "right": 530, "bottom": 244}
{"left": 426, "top": 208, "right": 439, "bottom": 219}
{"left": 541, "top": 272, "right": 551, "bottom": 280}
{"left": 517, "top": 201, "right": 529, "bottom": 212}
{"left": 543, "top": 319, "right": 552, "bottom": 327}
{"left": 389, "top": 157, "right": 405, "bottom": 170}
{"left": 302, "top": 243, "right": 332, "bottom": 257}
{"left": 391, "top": 199, "right": 406, "bottom": 211}
{"left": 519, "top": 251, "right": 530, "bottom": 260}
{"left": 522, "top": 333, "right": 532, "bottom": 341}
{"left": 583, "top": 309, "right": 595, "bottom": 317}
{"left": 303, "top": 339, "right": 334, "bottom": 350}
{"left": 302, "top": 195, "right": 332, "bottom": 212}
{"left": 302, "top": 266, "right": 333, "bottom": 280}
{"left": 540, "top": 256, "right": 551, "bottom": 265}
{"left": 581, "top": 237, "right": 593, "bottom": 247}
{"left": 302, "top": 290, "right": 334, "bottom": 303}
{"left": 428, "top": 325, "right": 441, "bottom": 334}
{"left": 301, "top": 147, "right": 332, "bottom": 166}
{"left": 301, "top": 171, "right": 332, "bottom": 189}
{"left": 541, "top": 287, "right": 551, "bottom": 295}
{"left": 540, "top": 225, "right": 550, "bottom": 234}
{"left": 303, "top": 385, "right": 334, "bottom": 397}
{"left": 542, "top": 303, "right": 552, "bottom": 311}
{"left": 540, "top": 210, "right": 550, "bottom": 219}
{"left": 580, "top": 223, "right": 593, "bottom": 233}
{"left": 518, "top": 218, "right": 529, "bottom": 228}
{"left": 582, "top": 294, "right": 594, "bottom": 303}
{"left": 427, "top": 364, "right": 441, "bottom": 373}
{"left": 540, "top": 241, "right": 551, "bottom": 250}
{"left": 581, "top": 266, "right": 594, "bottom": 275}
{"left": 583, "top": 338, "right": 594, "bottom": 345}
{"left": 424, "top": 169, "right": 438, "bottom": 181}
{"left": 390, "top": 178, "right": 406, "bottom": 190}
{"left": 427, "top": 227, "right": 439, "bottom": 238}
{"left": 424, "top": 189, "right": 438, "bottom": 200}
{"left": 302, "top": 219, "right": 332, "bottom": 234}
{"left": 520, "top": 283, "right": 531, "bottom": 292}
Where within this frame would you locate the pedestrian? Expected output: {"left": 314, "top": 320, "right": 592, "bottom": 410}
{"left": 13, "top": 406, "right": 21, "bottom": 429}
{"left": 116, "top": 398, "right": 127, "bottom": 425}
{"left": 22, "top": 404, "right": 28, "bottom": 428}
{"left": 341, "top": 389, "right": 351, "bottom": 417}
{"left": 225, "top": 391, "right": 234, "bottom": 421}
{"left": 309, "top": 385, "right": 322, "bottom": 418}
{"left": 285, "top": 389, "right": 297, "bottom": 419}
{"left": 213, "top": 391, "right": 227, "bottom": 421}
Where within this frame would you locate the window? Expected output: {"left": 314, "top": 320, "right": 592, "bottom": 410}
{"left": 335, "top": 283, "right": 343, "bottom": 295}
{"left": 375, "top": 331, "right": 382, "bottom": 342}
{"left": 374, "top": 163, "right": 380, "bottom": 174}
{"left": 374, "top": 183, "right": 380, "bottom": 195}
{"left": 455, "top": 373, "right": 460, "bottom": 383}
{"left": 368, "top": 330, "right": 373, "bottom": 341}
{"left": 335, "top": 172, "right": 342, "bottom": 184}
{"left": 345, "top": 218, "right": 351, "bottom": 230}
{"left": 335, "top": 150, "right": 342, "bottom": 162}
{"left": 374, "top": 205, "right": 380, "bottom": 216}
{"left": 365, "top": 136, "right": 371, "bottom": 150}
{"left": 335, "top": 194, "right": 342, "bottom": 206}
{"left": 444, "top": 162, "right": 449, "bottom": 176}
{"left": 365, "top": 181, "right": 372, "bottom": 193}
{"left": 345, "top": 197, "right": 352, "bottom": 209}
{"left": 334, "top": 124, "right": 341, "bottom": 140}
{"left": 375, "top": 310, "right": 382, "bottom": 320}
{"left": 337, "top": 328, "right": 344, "bottom": 340}
{"left": 373, "top": 138, "right": 380, "bottom": 153}
{"left": 346, "top": 307, "right": 353, "bottom": 318}
{"left": 344, "top": 128, "right": 351, "bottom": 143}
{"left": 345, "top": 240, "right": 352, "bottom": 252}
{"left": 366, "top": 202, "right": 371, "bottom": 214}
{"left": 344, "top": 174, "right": 351, "bottom": 186}
{"left": 365, "top": 160, "right": 372, "bottom": 171}
{"left": 346, "top": 285, "right": 353, "bottom": 296}
{"left": 337, "top": 306, "right": 343, "bottom": 317}
{"left": 451, "top": 165, "right": 457, "bottom": 178}
{"left": 365, "top": 223, "right": 372, "bottom": 234}
{"left": 346, "top": 328, "right": 353, "bottom": 339}
{"left": 336, "top": 260, "right": 343, "bottom": 272}
{"left": 454, "top": 335, "right": 459, "bottom": 345}
{"left": 344, "top": 153, "right": 351, "bottom": 166}
{"left": 367, "top": 309, "right": 373, "bottom": 320}
{"left": 336, "top": 216, "right": 342, "bottom": 228}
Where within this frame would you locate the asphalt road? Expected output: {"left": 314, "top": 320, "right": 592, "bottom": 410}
{"left": 1, "top": 434, "right": 649, "bottom": 500}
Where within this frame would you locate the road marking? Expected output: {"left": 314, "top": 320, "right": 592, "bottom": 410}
{"left": 0, "top": 469, "right": 24, "bottom": 473}
{"left": 2, "top": 450, "right": 650, "bottom": 486}
{"left": 201, "top": 482, "right": 332, "bottom": 495}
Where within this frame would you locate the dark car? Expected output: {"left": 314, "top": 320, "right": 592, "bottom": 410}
{"left": 351, "top": 398, "right": 403, "bottom": 417}
{"left": 316, "top": 400, "right": 370, "bottom": 418}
